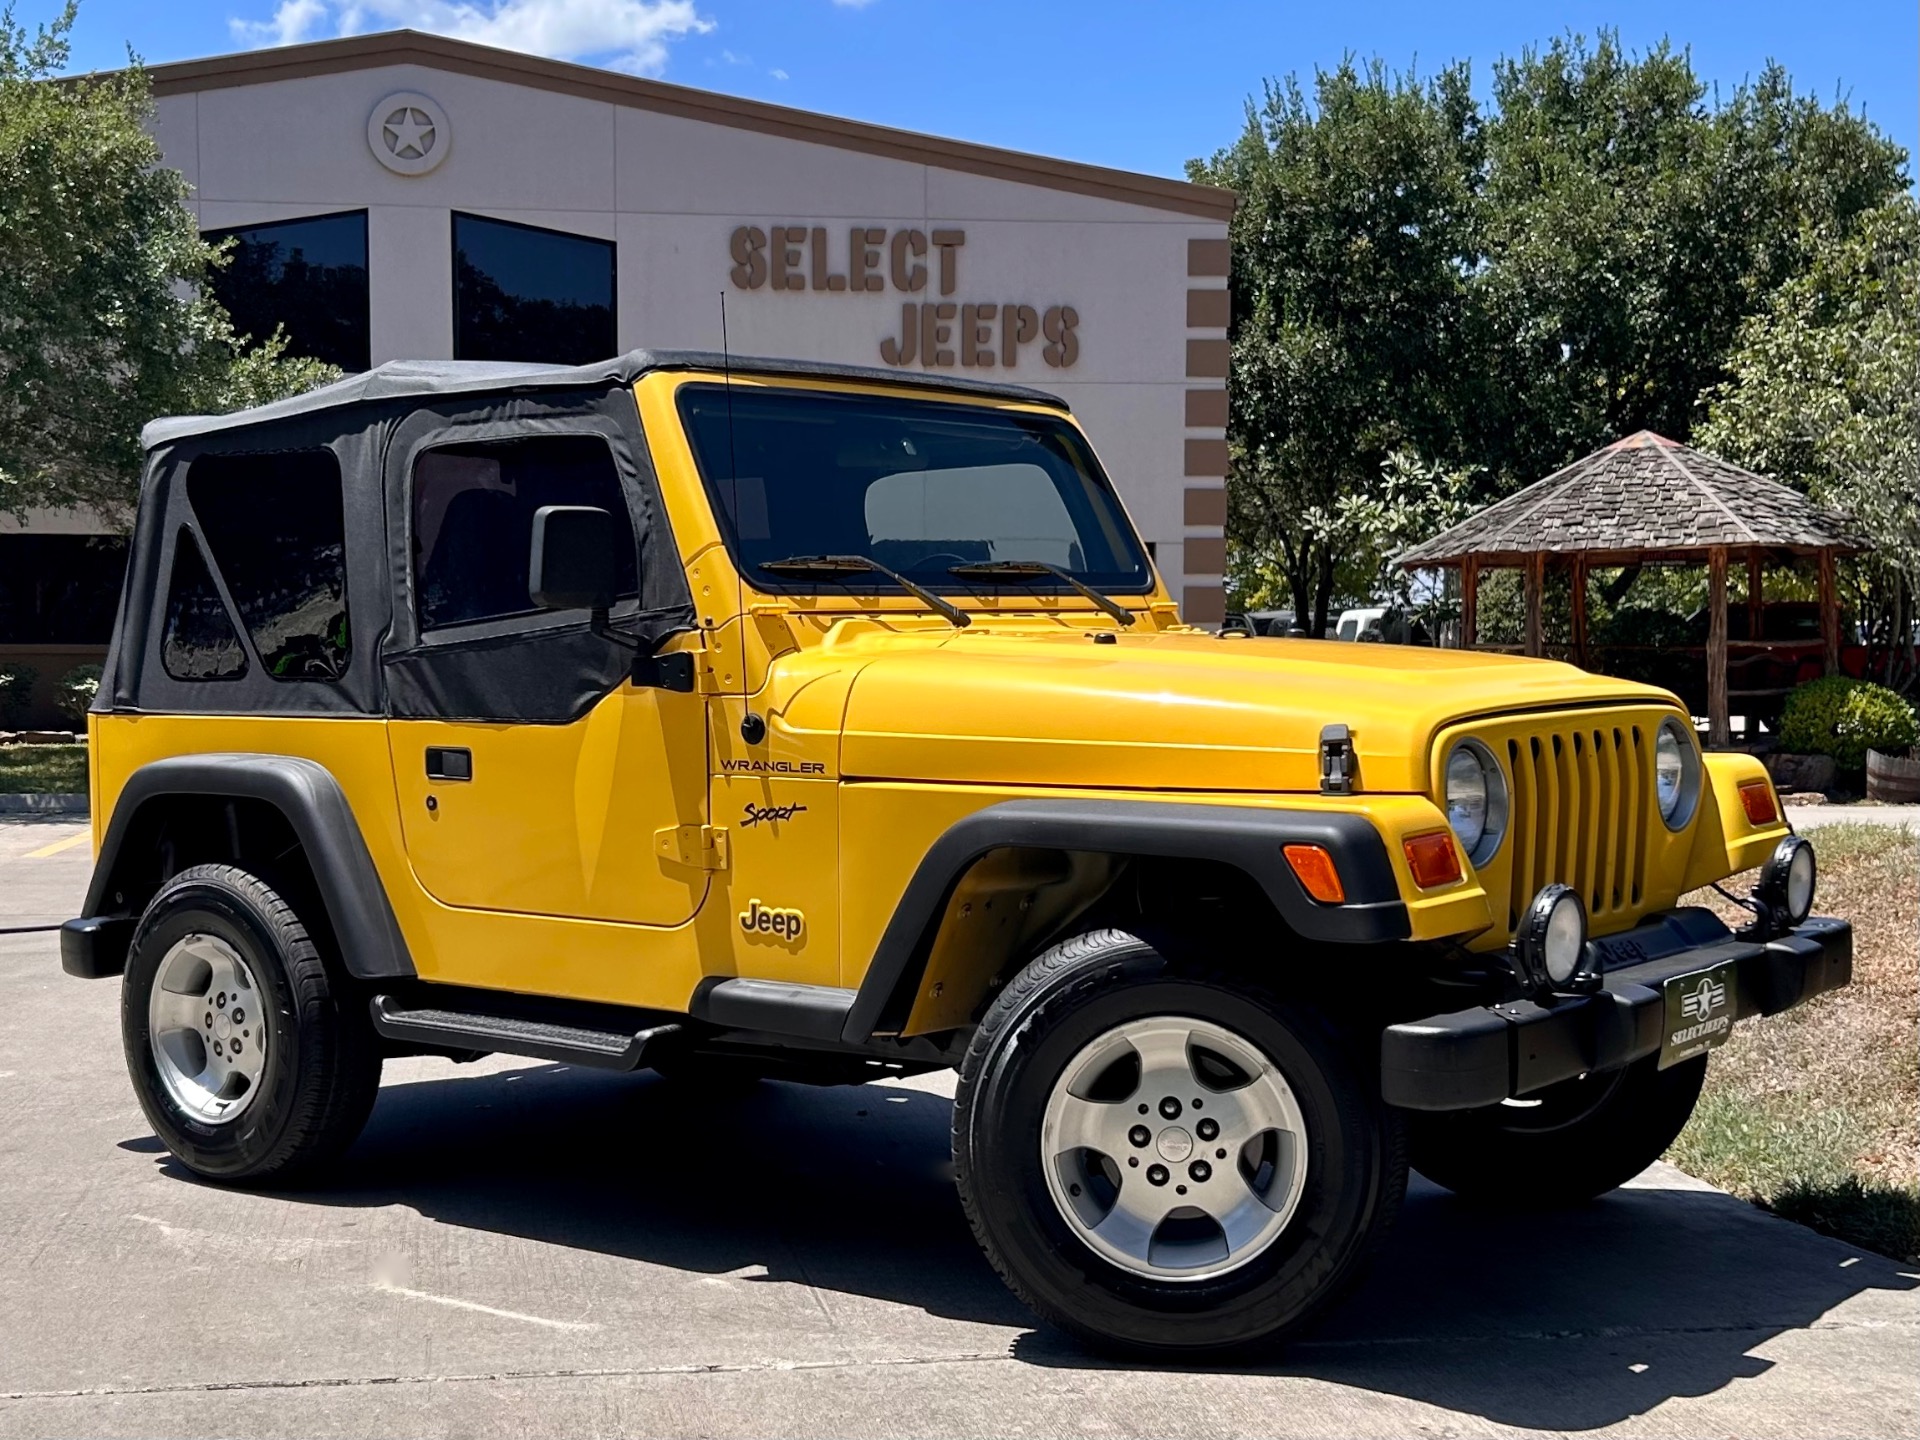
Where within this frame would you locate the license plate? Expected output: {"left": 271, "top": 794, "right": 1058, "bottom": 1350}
{"left": 1659, "top": 962, "right": 1738, "bottom": 1068}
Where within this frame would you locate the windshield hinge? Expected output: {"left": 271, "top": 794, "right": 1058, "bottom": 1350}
{"left": 655, "top": 824, "right": 729, "bottom": 871}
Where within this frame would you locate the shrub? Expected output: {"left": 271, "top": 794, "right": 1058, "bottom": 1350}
{"left": 0, "top": 665, "right": 37, "bottom": 728}
{"left": 1781, "top": 676, "right": 1919, "bottom": 771}
{"left": 1838, "top": 684, "right": 1919, "bottom": 767}
{"left": 56, "top": 664, "right": 102, "bottom": 727}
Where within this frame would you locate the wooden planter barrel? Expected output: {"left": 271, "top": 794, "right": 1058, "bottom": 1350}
{"left": 1865, "top": 748, "right": 1920, "bottom": 803}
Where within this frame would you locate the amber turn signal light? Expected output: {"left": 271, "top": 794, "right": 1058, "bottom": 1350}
{"left": 1403, "top": 831, "right": 1464, "bottom": 889}
{"left": 1282, "top": 844, "right": 1346, "bottom": 904}
{"left": 1738, "top": 780, "right": 1779, "bottom": 826}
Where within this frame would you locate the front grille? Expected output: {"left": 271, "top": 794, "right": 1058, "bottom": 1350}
{"left": 1503, "top": 720, "right": 1651, "bottom": 930}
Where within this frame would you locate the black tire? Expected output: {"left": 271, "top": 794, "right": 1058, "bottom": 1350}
{"left": 121, "top": 864, "right": 383, "bottom": 1185}
{"left": 953, "top": 928, "right": 1407, "bottom": 1358}
{"left": 1408, "top": 1052, "right": 1708, "bottom": 1207}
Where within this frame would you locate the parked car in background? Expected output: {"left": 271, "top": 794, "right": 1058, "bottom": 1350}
{"left": 1335, "top": 606, "right": 1386, "bottom": 641}
{"left": 1224, "top": 609, "right": 1308, "bottom": 638}
{"left": 1335, "top": 606, "right": 1433, "bottom": 645}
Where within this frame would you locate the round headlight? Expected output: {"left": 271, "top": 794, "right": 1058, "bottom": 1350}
{"left": 1445, "top": 747, "right": 1487, "bottom": 852}
{"left": 1443, "top": 740, "right": 1507, "bottom": 866}
{"left": 1654, "top": 717, "right": 1702, "bottom": 829}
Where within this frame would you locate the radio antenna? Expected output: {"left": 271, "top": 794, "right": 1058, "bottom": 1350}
{"left": 720, "top": 292, "right": 755, "bottom": 727}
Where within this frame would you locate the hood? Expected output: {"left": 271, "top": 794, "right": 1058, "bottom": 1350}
{"left": 806, "top": 626, "right": 1674, "bottom": 794}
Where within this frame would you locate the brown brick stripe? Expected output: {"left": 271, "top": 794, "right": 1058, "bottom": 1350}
{"left": 1182, "top": 235, "right": 1230, "bottom": 627}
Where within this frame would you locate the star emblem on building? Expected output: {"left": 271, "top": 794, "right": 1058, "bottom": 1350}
{"left": 382, "top": 107, "right": 435, "bottom": 160}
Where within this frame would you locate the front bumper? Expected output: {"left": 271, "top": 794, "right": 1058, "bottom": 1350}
{"left": 1381, "top": 909, "right": 1852, "bottom": 1111}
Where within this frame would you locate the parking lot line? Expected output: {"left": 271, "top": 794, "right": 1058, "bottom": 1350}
{"left": 22, "top": 831, "right": 89, "bottom": 860}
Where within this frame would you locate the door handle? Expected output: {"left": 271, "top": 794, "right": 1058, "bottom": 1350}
{"left": 425, "top": 747, "right": 472, "bottom": 781}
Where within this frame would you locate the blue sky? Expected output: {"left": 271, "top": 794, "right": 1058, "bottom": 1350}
{"left": 48, "top": 0, "right": 1918, "bottom": 182}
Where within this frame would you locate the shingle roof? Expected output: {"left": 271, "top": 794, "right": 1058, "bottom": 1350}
{"left": 1397, "top": 431, "right": 1864, "bottom": 566}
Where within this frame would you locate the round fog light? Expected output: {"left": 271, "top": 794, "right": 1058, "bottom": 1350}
{"left": 1512, "top": 884, "right": 1597, "bottom": 998}
{"left": 1758, "top": 835, "right": 1816, "bottom": 928}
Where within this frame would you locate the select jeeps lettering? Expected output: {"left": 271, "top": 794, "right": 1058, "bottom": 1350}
{"left": 738, "top": 899, "right": 804, "bottom": 943}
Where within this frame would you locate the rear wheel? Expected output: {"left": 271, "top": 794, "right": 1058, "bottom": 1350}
{"left": 122, "top": 864, "right": 382, "bottom": 1184}
{"left": 1407, "top": 1053, "right": 1708, "bottom": 1207}
{"left": 953, "top": 929, "right": 1406, "bottom": 1357}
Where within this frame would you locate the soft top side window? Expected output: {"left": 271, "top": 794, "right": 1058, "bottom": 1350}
{"left": 187, "top": 449, "right": 351, "bottom": 681}
{"left": 412, "top": 434, "right": 637, "bottom": 632}
{"left": 161, "top": 529, "right": 248, "bottom": 681}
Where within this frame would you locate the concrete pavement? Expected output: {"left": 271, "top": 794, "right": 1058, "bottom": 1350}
{"left": 1, "top": 819, "right": 1914, "bottom": 1438}
{"left": 1785, "top": 803, "right": 1920, "bottom": 830}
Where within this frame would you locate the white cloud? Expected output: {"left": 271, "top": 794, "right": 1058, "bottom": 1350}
{"left": 768, "top": 67, "right": 787, "bottom": 80}
{"left": 831, "top": 0, "right": 877, "bottom": 7}
{"left": 230, "top": 0, "right": 713, "bottom": 76}
{"left": 230, "top": 0, "right": 330, "bottom": 46}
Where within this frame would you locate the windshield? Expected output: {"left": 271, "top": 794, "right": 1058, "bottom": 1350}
{"left": 676, "top": 385, "right": 1153, "bottom": 594}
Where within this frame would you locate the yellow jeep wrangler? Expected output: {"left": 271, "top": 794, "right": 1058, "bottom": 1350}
{"left": 64, "top": 352, "right": 1848, "bottom": 1356}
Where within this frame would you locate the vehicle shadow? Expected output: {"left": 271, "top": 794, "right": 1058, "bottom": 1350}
{"left": 145, "top": 1059, "right": 1916, "bottom": 1433}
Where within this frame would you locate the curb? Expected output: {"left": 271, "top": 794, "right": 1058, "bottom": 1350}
{"left": 0, "top": 795, "right": 89, "bottom": 816}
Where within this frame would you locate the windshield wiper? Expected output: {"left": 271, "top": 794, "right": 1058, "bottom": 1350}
{"left": 948, "top": 560, "right": 1136, "bottom": 628}
{"left": 757, "top": 554, "right": 971, "bottom": 628}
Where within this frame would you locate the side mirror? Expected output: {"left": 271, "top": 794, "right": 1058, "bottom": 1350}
{"left": 529, "top": 505, "right": 618, "bottom": 613}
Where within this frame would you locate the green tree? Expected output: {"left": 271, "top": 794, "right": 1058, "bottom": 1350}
{"left": 1476, "top": 32, "right": 1909, "bottom": 485}
{"left": 1698, "top": 198, "right": 1920, "bottom": 691}
{"left": 1190, "top": 59, "right": 1486, "bottom": 636}
{"left": 0, "top": 3, "right": 335, "bottom": 526}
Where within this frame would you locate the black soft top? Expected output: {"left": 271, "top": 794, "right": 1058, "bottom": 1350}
{"left": 107, "top": 351, "right": 1067, "bottom": 727}
{"left": 141, "top": 349, "right": 1071, "bottom": 450}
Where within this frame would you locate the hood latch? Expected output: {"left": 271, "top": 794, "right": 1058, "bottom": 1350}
{"left": 1320, "top": 724, "right": 1357, "bottom": 795}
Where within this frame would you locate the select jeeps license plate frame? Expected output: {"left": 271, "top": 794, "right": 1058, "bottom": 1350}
{"left": 1658, "top": 960, "right": 1738, "bottom": 1069}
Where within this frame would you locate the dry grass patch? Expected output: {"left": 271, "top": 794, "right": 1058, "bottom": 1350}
{"left": 1669, "top": 822, "right": 1918, "bottom": 1260}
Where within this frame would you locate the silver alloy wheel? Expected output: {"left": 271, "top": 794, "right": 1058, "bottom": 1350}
{"left": 148, "top": 933, "right": 270, "bottom": 1124}
{"left": 1040, "top": 1015, "right": 1309, "bottom": 1282}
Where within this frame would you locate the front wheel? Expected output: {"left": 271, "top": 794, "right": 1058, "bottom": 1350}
{"left": 953, "top": 929, "right": 1406, "bottom": 1358}
{"left": 122, "top": 864, "right": 382, "bottom": 1184}
{"left": 1407, "top": 1053, "right": 1708, "bottom": 1207}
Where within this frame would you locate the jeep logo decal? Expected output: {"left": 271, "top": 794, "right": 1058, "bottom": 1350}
{"left": 739, "top": 899, "right": 805, "bottom": 943}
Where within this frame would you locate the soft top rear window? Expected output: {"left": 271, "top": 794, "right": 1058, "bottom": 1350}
{"left": 676, "top": 385, "right": 1152, "bottom": 593}
{"left": 186, "top": 449, "right": 350, "bottom": 681}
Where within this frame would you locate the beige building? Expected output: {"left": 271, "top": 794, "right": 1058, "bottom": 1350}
{"left": 1, "top": 30, "right": 1233, "bottom": 726}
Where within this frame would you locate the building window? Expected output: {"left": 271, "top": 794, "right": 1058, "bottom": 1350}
{"left": 412, "top": 435, "right": 635, "bottom": 632}
{"left": 453, "top": 213, "right": 615, "bottom": 366}
{"left": 187, "top": 450, "right": 351, "bottom": 681}
{"left": 0, "top": 536, "right": 128, "bottom": 644}
{"left": 203, "top": 211, "right": 371, "bottom": 372}
{"left": 161, "top": 531, "right": 248, "bottom": 682}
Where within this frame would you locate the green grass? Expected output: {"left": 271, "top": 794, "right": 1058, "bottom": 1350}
{"left": 0, "top": 744, "right": 88, "bottom": 795}
{"left": 1670, "top": 822, "right": 1919, "bottom": 1261}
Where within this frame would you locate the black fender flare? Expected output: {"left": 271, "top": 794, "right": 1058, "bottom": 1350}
{"left": 73, "top": 754, "right": 413, "bottom": 981}
{"left": 842, "top": 798, "right": 1411, "bottom": 1044}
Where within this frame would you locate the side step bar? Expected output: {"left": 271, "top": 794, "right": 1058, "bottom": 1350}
{"left": 370, "top": 994, "right": 683, "bottom": 1072}
{"left": 691, "top": 977, "right": 857, "bottom": 1042}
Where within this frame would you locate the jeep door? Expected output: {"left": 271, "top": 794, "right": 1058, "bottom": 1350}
{"left": 383, "top": 414, "right": 708, "bottom": 929}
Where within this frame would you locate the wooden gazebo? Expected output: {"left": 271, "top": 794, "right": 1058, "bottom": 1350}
{"left": 1397, "top": 432, "right": 1863, "bottom": 746}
